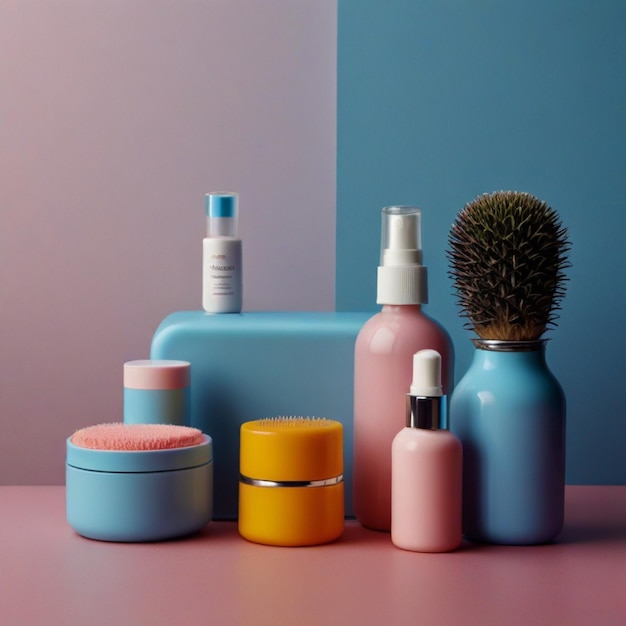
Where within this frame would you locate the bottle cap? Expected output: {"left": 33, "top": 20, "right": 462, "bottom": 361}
{"left": 377, "top": 206, "right": 428, "bottom": 305}
{"left": 205, "top": 192, "right": 239, "bottom": 237}
{"left": 205, "top": 192, "right": 238, "bottom": 218}
{"left": 410, "top": 349, "right": 443, "bottom": 397}
{"left": 406, "top": 350, "right": 445, "bottom": 430}
{"left": 123, "top": 360, "right": 190, "bottom": 390}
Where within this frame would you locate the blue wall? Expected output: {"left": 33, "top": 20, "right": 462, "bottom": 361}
{"left": 337, "top": 0, "right": 626, "bottom": 484}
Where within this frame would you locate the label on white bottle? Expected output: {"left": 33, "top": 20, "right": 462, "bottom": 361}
{"left": 202, "top": 237, "right": 242, "bottom": 313}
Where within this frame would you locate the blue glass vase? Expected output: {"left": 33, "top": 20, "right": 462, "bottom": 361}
{"left": 450, "top": 339, "right": 565, "bottom": 545}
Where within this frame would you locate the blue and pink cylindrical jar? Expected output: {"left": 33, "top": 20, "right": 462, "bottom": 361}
{"left": 123, "top": 360, "right": 190, "bottom": 426}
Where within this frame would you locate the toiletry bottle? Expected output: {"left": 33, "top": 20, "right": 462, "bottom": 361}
{"left": 202, "top": 192, "right": 242, "bottom": 313}
{"left": 391, "top": 350, "right": 462, "bottom": 552}
{"left": 353, "top": 206, "right": 453, "bottom": 532}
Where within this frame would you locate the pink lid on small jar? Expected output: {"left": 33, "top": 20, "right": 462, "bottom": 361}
{"left": 124, "top": 360, "right": 190, "bottom": 390}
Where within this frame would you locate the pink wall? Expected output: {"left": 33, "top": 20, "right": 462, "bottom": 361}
{"left": 0, "top": 1, "right": 337, "bottom": 484}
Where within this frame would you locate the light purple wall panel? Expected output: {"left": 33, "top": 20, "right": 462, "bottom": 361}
{"left": 0, "top": 1, "right": 337, "bottom": 484}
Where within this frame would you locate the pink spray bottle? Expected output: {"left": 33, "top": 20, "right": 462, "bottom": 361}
{"left": 352, "top": 206, "right": 453, "bottom": 532}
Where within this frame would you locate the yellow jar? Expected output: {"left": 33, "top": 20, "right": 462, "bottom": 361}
{"left": 238, "top": 417, "right": 344, "bottom": 546}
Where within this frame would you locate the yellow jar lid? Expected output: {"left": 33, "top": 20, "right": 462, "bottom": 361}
{"left": 240, "top": 417, "right": 343, "bottom": 482}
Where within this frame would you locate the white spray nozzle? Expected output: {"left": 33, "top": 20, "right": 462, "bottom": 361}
{"left": 388, "top": 213, "right": 418, "bottom": 251}
{"left": 380, "top": 206, "right": 422, "bottom": 267}
{"left": 376, "top": 205, "right": 428, "bottom": 305}
{"left": 410, "top": 349, "right": 443, "bottom": 397}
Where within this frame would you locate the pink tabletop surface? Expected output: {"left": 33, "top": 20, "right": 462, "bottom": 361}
{"left": 0, "top": 486, "right": 624, "bottom": 626}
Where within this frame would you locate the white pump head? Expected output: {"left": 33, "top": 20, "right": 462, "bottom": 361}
{"left": 410, "top": 349, "right": 443, "bottom": 397}
{"left": 377, "top": 206, "right": 428, "bottom": 305}
{"left": 380, "top": 208, "right": 422, "bottom": 266}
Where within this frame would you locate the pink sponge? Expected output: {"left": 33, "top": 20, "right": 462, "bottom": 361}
{"left": 71, "top": 423, "right": 204, "bottom": 451}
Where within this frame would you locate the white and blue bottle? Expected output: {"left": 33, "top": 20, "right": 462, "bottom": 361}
{"left": 202, "top": 192, "right": 243, "bottom": 313}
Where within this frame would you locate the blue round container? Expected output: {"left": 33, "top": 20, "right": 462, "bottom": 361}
{"left": 66, "top": 434, "right": 213, "bottom": 542}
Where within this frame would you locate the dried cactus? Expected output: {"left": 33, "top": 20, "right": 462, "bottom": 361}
{"left": 447, "top": 191, "right": 571, "bottom": 341}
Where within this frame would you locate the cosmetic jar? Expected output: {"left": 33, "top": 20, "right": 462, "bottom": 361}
{"left": 238, "top": 417, "right": 344, "bottom": 546}
{"left": 66, "top": 423, "right": 213, "bottom": 542}
{"left": 123, "top": 360, "right": 190, "bottom": 425}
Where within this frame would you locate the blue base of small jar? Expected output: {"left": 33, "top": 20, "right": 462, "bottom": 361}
{"left": 123, "top": 387, "right": 190, "bottom": 426}
{"left": 66, "top": 463, "right": 213, "bottom": 542}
